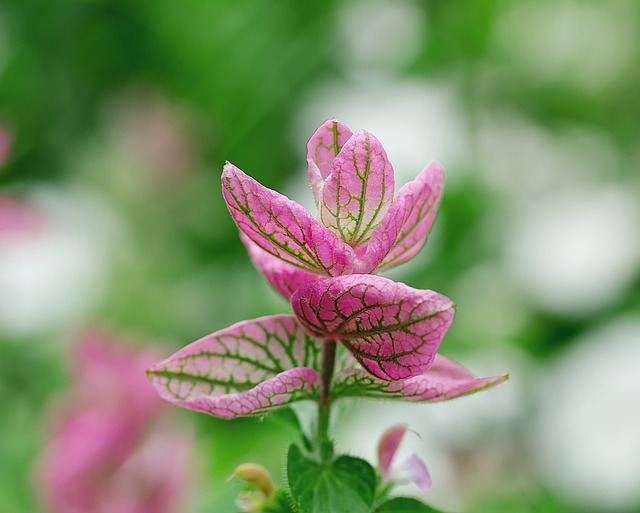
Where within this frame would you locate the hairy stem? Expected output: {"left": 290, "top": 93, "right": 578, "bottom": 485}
{"left": 317, "top": 339, "right": 337, "bottom": 462}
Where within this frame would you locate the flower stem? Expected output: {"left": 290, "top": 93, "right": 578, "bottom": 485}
{"left": 317, "top": 339, "right": 336, "bottom": 462}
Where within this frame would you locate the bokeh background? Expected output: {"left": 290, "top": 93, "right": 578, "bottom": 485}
{"left": 1, "top": 1, "right": 640, "bottom": 512}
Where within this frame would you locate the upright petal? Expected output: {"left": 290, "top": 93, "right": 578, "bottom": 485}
{"left": 147, "top": 315, "right": 322, "bottom": 417}
{"left": 306, "top": 119, "right": 353, "bottom": 204}
{"left": 378, "top": 425, "right": 408, "bottom": 476}
{"left": 320, "top": 130, "right": 395, "bottom": 246}
{"left": 291, "top": 275, "right": 455, "bottom": 381}
{"left": 333, "top": 354, "right": 509, "bottom": 401}
{"left": 222, "top": 163, "right": 356, "bottom": 276}
{"left": 367, "top": 161, "right": 444, "bottom": 271}
{"left": 240, "top": 233, "right": 320, "bottom": 299}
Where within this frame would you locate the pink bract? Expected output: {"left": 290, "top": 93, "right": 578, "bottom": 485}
{"left": 147, "top": 313, "right": 507, "bottom": 418}
{"left": 223, "top": 119, "right": 444, "bottom": 299}
{"left": 146, "top": 119, "right": 507, "bottom": 420}
{"left": 291, "top": 274, "right": 455, "bottom": 381}
{"left": 147, "top": 315, "right": 323, "bottom": 417}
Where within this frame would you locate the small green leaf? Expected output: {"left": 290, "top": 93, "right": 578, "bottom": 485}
{"left": 287, "top": 444, "right": 375, "bottom": 513}
{"left": 374, "top": 497, "right": 443, "bottom": 512}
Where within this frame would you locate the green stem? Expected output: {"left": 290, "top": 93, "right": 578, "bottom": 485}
{"left": 317, "top": 339, "right": 336, "bottom": 462}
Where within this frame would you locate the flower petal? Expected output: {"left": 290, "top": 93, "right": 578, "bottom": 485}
{"left": 147, "top": 315, "right": 322, "bottom": 417}
{"left": 320, "top": 130, "right": 395, "bottom": 246}
{"left": 222, "top": 163, "right": 356, "bottom": 276}
{"left": 368, "top": 161, "right": 444, "bottom": 271}
{"left": 401, "top": 453, "right": 432, "bottom": 490}
{"left": 291, "top": 275, "right": 455, "bottom": 381}
{"left": 306, "top": 119, "right": 353, "bottom": 204}
{"left": 240, "top": 233, "right": 320, "bottom": 299}
{"left": 332, "top": 354, "right": 508, "bottom": 401}
{"left": 378, "top": 425, "right": 407, "bottom": 476}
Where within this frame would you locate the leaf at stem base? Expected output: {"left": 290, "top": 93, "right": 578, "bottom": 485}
{"left": 287, "top": 444, "right": 375, "bottom": 513}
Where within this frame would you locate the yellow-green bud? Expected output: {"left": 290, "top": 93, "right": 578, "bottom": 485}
{"left": 233, "top": 463, "right": 274, "bottom": 499}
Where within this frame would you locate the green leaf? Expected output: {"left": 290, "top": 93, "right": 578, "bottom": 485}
{"left": 374, "top": 497, "right": 443, "bottom": 512}
{"left": 287, "top": 444, "right": 375, "bottom": 513}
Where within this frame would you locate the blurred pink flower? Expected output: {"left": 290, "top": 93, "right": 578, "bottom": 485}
{"left": 109, "top": 90, "right": 195, "bottom": 179}
{"left": 38, "top": 329, "right": 190, "bottom": 513}
{"left": 0, "top": 195, "right": 42, "bottom": 239}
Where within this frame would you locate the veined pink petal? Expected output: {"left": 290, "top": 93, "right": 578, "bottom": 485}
{"left": 306, "top": 119, "right": 353, "bottom": 204}
{"left": 378, "top": 425, "right": 408, "bottom": 476}
{"left": 147, "top": 315, "right": 322, "bottom": 418}
{"left": 307, "top": 159, "right": 325, "bottom": 209}
{"left": 369, "top": 161, "right": 444, "bottom": 271}
{"left": 240, "top": 233, "right": 320, "bottom": 299}
{"left": 333, "top": 354, "right": 508, "bottom": 401}
{"left": 401, "top": 453, "right": 432, "bottom": 490}
{"left": 222, "top": 163, "right": 356, "bottom": 276}
{"left": 291, "top": 275, "right": 455, "bottom": 381}
{"left": 320, "top": 130, "right": 395, "bottom": 246}
{"left": 307, "top": 119, "right": 354, "bottom": 180}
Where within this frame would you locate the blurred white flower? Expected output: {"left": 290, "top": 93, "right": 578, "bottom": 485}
{"left": 0, "top": 188, "right": 121, "bottom": 335}
{"left": 505, "top": 185, "right": 640, "bottom": 315}
{"left": 533, "top": 317, "right": 640, "bottom": 511}
{"left": 338, "top": 0, "right": 424, "bottom": 73}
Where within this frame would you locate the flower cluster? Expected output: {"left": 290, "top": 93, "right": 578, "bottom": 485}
{"left": 148, "top": 120, "right": 506, "bottom": 417}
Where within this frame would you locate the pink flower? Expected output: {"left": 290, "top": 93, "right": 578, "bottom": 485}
{"left": 378, "top": 425, "right": 432, "bottom": 490}
{"left": 38, "top": 330, "right": 190, "bottom": 513}
{"left": 223, "top": 119, "right": 444, "bottom": 299}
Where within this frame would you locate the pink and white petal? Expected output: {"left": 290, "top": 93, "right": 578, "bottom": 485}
{"left": 307, "top": 159, "right": 325, "bottom": 208}
{"left": 222, "top": 163, "right": 356, "bottom": 276}
{"left": 306, "top": 119, "right": 353, "bottom": 180}
{"left": 378, "top": 425, "right": 408, "bottom": 476}
{"left": 401, "top": 453, "right": 432, "bottom": 490}
{"left": 374, "top": 161, "right": 445, "bottom": 271}
{"left": 333, "top": 354, "right": 508, "bottom": 402}
{"left": 151, "top": 367, "right": 320, "bottom": 418}
{"left": 320, "top": 130, "right": 395, "bottom": 245}
{"left": 354, "top": 202, "right": 404, "bottom": 273}
{"left": 307, "top": 119, "right": 353, "bottom": 206}
{"left": 426, "top": 353, "right": 486, "bottom": 380}
{"left": 241, "top": 233, "right": 320, "bottom": 299}
{"left": 291, "top": 275, "right": 455, "bottom": 381}
{"left": 147, "top": 315, "right": 323, "bottom": 418}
